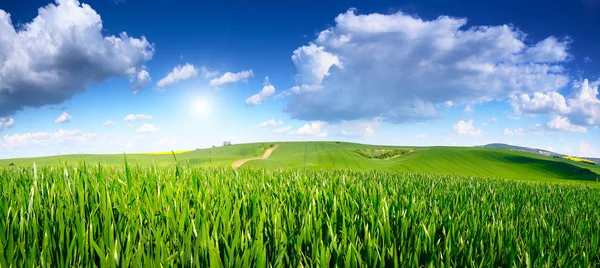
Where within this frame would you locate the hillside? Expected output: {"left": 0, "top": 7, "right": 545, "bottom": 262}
{"left": 481, "top": 143, "right": 600, "bottom": 164}
{"left": 1, "top": 141, "right": 599, "bottom": 184}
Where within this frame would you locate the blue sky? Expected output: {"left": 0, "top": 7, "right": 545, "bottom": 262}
{"left": 1, "top": 0, "right": 600, "bottom": 158}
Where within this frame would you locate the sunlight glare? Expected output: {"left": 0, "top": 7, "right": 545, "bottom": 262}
{"left": 193, "top": 97, "right": 211, "bottom": 115}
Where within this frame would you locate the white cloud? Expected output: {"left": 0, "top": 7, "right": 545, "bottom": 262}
{"left": 0, "top": 0, "right": 154, "bottom": 116}
{"left": 209, "top": 70, "right": 254, "bottom": 87}
{"left": 487, "top": 117, "right": 498, "bottom": 123}
{"left": 54, "top": 112, "right": 72, "bottom": 124}
{"left": 296, "top": 121, "right": 328, "bottom": 137}
{"left": 547, "top": 115, "right": 587, "bottom": 133}
{"left": 503, "top": 128, "right": 524, "bottom": 136}
{"left": 511, "top": 79, "right": 600, "bottom": 127}
{"left": 452, "top": 120, "right": 482, "bottom": 136}
{"left": 275, "top": 125, "right": 292, "bottom": 134}
{"left": 584, "top": 56, "right": 592, "bottom": 63}
{"left": 275, "top": 84, "right": 325, "bottom": 99}
{"left": 156, "top": 63, "right": 198, "bottom": 88}
{"left": 136, "top": 123, "right": 158, "bottom": 133}
{"left": 463, "top": 105, "right": 474, "bottom": 113}
{"left": 414, "top": 134, "right": 427, "bottom": 139}
{"left": 0, "top": 117, "right": 14, "bottom": 131}
{"left": 522, "top": 36, "right": 570, "bottom": 63}
{"left": 285, "top": 9, "right": 570, "bottom": 123}
{"left": 102, "top": 120, "right": 116, "bottom": 126}
{"left": 130, "top": 69, "right": 151, "bottom": 93}
{"left": 246, "top": 77, "right": 276, "bottom": 106}
{"left": 2, "top": 129, "right": 97, "bottom": 148}
{"left": 444, "top": 101, "right": 454, "bottom": 107}
{"left": 258, "top": 119, "right": 284, "bottom": 127}
{"left": 568, "top": 79, "right": 600, "bottom": 125}
{"left": 510, "top": 91, "right": 570, "bottom": 115}
{"left": 124, "top": 114, "right": 152, "bottom": 121}
{"left": 292, "top": 43, "right": 342, "bottom": 85}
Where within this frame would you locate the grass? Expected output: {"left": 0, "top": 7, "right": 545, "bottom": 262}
{"left": 1, "top": 163, "right": 599, "bottom": 266}
{"left": 144, "top": 150, "right": 193, "bottom": 155}
{"left": 247, "top": 142, "right": 600, "bottom": 184}
{"left": 1, "top": 141, "right": 599, "bottom": 184}
{"left": 0, "top": 143, "right": 269, "bottom": 167}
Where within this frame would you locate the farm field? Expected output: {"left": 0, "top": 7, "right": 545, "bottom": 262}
{"left": 2, "top": 164, "right": 600, "bottom": 266}
{"left": 1, "top": 141, "right": 599, "bottom": 184}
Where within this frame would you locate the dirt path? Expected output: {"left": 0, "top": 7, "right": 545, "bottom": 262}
{"left": 231, "top": 144, "right": 279, "bottom": 168}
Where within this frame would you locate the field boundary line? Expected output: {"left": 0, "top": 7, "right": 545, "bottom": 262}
{"left": 231, "top": 144, "right": 279, "bottom": 168}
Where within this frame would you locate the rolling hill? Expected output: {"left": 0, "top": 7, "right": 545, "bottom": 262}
{"left": 1, "top": 141, "right": 599, "bottom": 184}
{"left": 481, "top": 143, "right": 600, "bottom": 164}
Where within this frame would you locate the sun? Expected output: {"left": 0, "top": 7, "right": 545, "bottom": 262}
{"left": 192, "top": 97, "right": 211, "bottom": 115}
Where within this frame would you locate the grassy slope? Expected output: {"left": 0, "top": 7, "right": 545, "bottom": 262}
{"left": 246, "top": 142, "right": 600, "bottom": 183}
{"left": 2, "top": 141, "right": 598, "bottom": 183}
{"left": 0, "top": 143, "right": 271, "bottom": 167}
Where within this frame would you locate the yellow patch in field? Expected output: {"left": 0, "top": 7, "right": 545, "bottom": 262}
{"left": 562, "top": 156, "right": 596, "bottom": 165}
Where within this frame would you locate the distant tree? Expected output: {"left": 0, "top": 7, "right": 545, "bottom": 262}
{"left": 223, "top": 141, "right": 232, "bottom": 146}
{"left": 8, "top": 163, "right": 15, "bottom": 166}
{"left": 212, "top": 145, "right": 216, "bottom": 148}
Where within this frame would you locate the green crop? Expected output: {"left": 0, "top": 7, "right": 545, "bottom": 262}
{"left": 1, "top": 163, "right": 599, "bottom": 266}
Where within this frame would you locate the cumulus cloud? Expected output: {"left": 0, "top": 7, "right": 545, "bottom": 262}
{"left": 296, "top": 121, "right": 328, "bottom": 137}
{"left": 54, "top": 112, "right": 72, "bottom": 124}
{"left": 511, "top": 79, "right": 600, "bottom": 128}
{"left": 136, "top": 123, "right": 158, "bottom": 133}
{"left": 284, "top": 9, "right": 570, "bottom": 123}
{"left": 510, "top": 91, "right": 570, "bottom": 115}
{"left": 568, "top": 79, "right": 600, "bottom": 125}
{"left": 522, "top": 36, "right": 570, "bottom": 63}
{"left": 2, "top": 129, "right": 97, "bottom": 148}
{"left": 258, "top": 119, "right": 284, "bottom": 127}
{"left": 0, "top": 0, "right": 154, "bottom": 116}
{"left": 124, "top": 114, "right": 152, "bottom": 121}
{"left": 503, "top": 128, "right": 524, "bottom": 136}
{"left": 102, "top": 120, "right": 116, "bottom": 126}
{"left": 292, "top": 43, "right": 342, "bottom": 85}
{"left": 452, "top": 120, "right": 482, "bottom": 136}
{"left": 547, "top": 115, "right": 587, "bottom": 133}
{"left": 0, "top": 117, "right": 14, "bottom": 131}
{"left": 209, "top": 70, "right": 254, "bottom": 87}
{"left": 130, "top": 69, "right": 151, "bottom": 93}
{"left": 156, "top": 63, "right": 198, "bottom": 88}
{"left": 246, "top": 77, "right": 276, "bottom": 106}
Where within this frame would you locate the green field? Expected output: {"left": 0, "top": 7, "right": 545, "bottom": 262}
{"left": 2, "top": 141, "right": 599, "bottom": 184}
{"left": 2, "top": 164, "right": 600, "bottom": 266}
{"left": 2, "top": 142, "right": 600, "bottom": 266}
